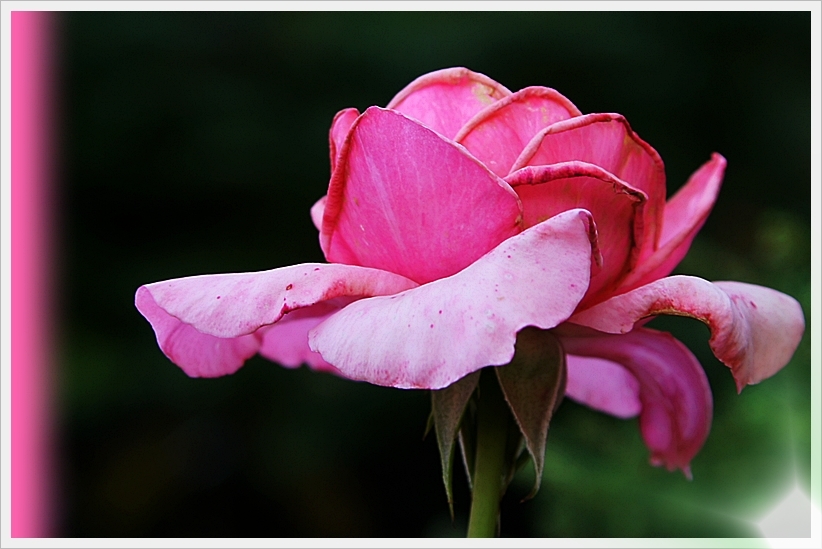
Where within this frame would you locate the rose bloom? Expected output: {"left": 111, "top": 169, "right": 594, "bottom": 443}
{"left": 136, "top": 68, "right": 804, "bottom": 475}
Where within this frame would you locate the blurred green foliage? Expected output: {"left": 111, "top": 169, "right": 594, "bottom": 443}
{"left": 58, "top": 11, "right": 810, "bottom": 537}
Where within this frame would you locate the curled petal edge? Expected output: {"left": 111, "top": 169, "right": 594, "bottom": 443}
{"left": 619, "top": 154, "right": 725, "bottom": 292}
{"left": 569, "top": 275, "right": 805, "bottom": 392}
{"left": 559, "top": 326, "right": 713, "bottom": 476}
{"left": 135, "top": 264, "right": 418, "bottom": 377}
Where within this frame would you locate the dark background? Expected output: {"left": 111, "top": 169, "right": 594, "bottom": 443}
{"left": 56, "top": 11, "right": 811, "bottom": 537}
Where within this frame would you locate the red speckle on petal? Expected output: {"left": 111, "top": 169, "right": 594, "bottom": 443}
{"left": 438, "top": 310, "right": 442, "bottom": 314}
{"left": 750, "top": 301, "right": 757, "bottom": 309}
{"left": 314, "top": 267, "right": 321, "bottom": 271}
{"left": 430, "top": 324, "right": 434, "bottom": 328}
{"left": 216, "top": 295, "right": 221, "bottom": 299}
{"left": 286, "top": 284, "right": 293, "bottom": 290}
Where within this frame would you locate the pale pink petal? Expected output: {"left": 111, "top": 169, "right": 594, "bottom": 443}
{"left": 385, "top": 67, "right": 511, "bottom": 139}
{"left": 310, "top": 195, "right": 327, "bottom": 232}
{"left": 559, "top": 326, "right": 713, "bottom": 476}
{"left": 323, "top": 107, "right": 523, "bottom": 284}
{"left": 454, "top": 86, "right": 582, "bottom": 176}
{"left": 329, "top": 108, "right": 359, "bottom": 173}
{"left": 565, "top": 355, "right": 641, "bottom": 419}
{"left": 137, "top": 263, "right": 417, "bottom": 339}
{"left": 135, "top": 285, "right": 259, "bottom": 378}
{"left": 570, "top": 275, "right": 806, "bottom": 391}
{"left": 310, "top": 195, "right": 330, "bottom": 257}
{"left": 512, "top": 113, "right": 665, "bottom": 250}
{"left": 310, "top": 209, "right": 598, "bottom": 390}
{"left": 258, "top": 298, "right": 354, "bottom": 375}
{"left": 136, "top": 264, "right": 416, "bottom": 377}
{"left": 619, "top": 154, "right": 725, "bottom": 292}
{"left": 505, "top": 161, "right": 645, "bottom": 307}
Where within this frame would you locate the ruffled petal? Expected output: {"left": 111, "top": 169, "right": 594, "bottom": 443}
{"left": 137, "top": 263, "right": 417, "bottom": 338}
{"left": 323, "top": 107, "right": 523, "bottom": 284}
{"left": 559, "top": 326, "right": 713, "bottom": 477}
{"left": 329, "top": 108, "right": 359, "bottom": 173}
{"left": 135, "top": 285, "right": 259, "bottom": 378}
{"left": 512, "top": 113, "right": 665, "bottom": 250}
{"left": 505, "top": 161, "right": 645, "bottom": 307}
{"left": 258, "top": 298, "right": 354, "bottom": 375}
{"left": 570, "top": 275, "right": 805, "bottom": 391}
{"left": 135, "top": 263, "right": 418, "bottom": 377}
{"left": 385, "top": 67, "right": 511, "bottom": 139}
{"left": 454, "top": 86, "right": 581, "bottom": 176}
{"left": 565, "top": 354, "right": 641, "bottom": 419}
{"left": 619, "top": 154, "right": 725, "bottom": 292}
{"left": 310, "top": 209, "right": 598, "bottom": 389}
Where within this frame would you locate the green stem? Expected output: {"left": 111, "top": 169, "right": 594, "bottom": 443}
{"left": 466, "top": 371, "right": 509, "bottom": 538}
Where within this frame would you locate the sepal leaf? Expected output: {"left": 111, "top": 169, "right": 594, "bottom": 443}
{"left": 494, "top": 327, "right": 567, "bottom": 498}
{"left": 431, "top": 371, "right": 480, "bottom": 517}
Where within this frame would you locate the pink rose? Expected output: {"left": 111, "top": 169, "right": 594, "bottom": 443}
{"left": 136, "top": 67, "right": 804, "bottom": 474}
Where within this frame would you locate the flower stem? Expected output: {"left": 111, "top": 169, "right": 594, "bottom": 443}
{"left": 466, "top": 371, "right": 508, "bottom": 538}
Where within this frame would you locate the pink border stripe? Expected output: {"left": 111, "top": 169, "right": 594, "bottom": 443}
{"left": 11, "top": 11, "right": 56, "bottom": 537}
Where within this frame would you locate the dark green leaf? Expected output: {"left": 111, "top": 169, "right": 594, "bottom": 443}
{"left": 431, "top": 371, "right": 480, "bottom": 517}
{"left": 457, "top": 397, "right": 477, "bottom": 491}
{"left": 494, "top": 327, "right": 567, "bottom": 498}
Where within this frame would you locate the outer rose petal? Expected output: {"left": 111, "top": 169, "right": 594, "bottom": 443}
{"left": 559, "top": 326, "right": 713, "bottom": 476}
{"left": 310, "top": 209, "right": 598, "bottom": 390}
{"left": 454, "top": 86, "right": 582, "bottom": 176}
{"left": 565, "top": 355, "right": 641, "bottom": 419}
{"left": 323, "top": 107, "right": 523, "bottom": 284}
{"left": 258, "top": 298, "right": 354, "bottom": 375}
{"left": 385, "top": 67, "right": 511, "bottom": 139}
{"left": 310, "top": 195, "right": 330, "bottom": 257}
{"left": 329, "top": 108, "right": 359, "bottom": 173}
{"left": 505, "top": 161, "right": 645, "bottom": 307}
{"left": 512, "top": 113, "right": 665, "bottom": 250}
{"left": 310, "top": 195, "right": 326, "bottom": 232}
{"left": 570, "top": 275, "right": 805, "bottom": 391}
{"left": 137, "top": 263, "right": 417, "bottom": 338}
{"left": 135, "top": 285, "right": 259, "bottom": 378}
{"left": 619, "top": 154, "right": 725, "bottom": 292}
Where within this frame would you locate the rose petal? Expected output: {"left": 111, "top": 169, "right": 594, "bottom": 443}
{"left": 505, "top": 161, "right": 645, "bottom": 307}
{"left": 135, "top": 285, "right": 259, "bottom": 378}
{"left": 329, "top": 108, "right": 359, "bottom": 173}
{"left": 512, "top": 113, "right": 665, "bottom": 249}
{"left": 559, "top": 326, "right": 713, "bottom": 476}
{"left": 454, "top": 86, "right": 582, "bottom": 176}
{"left": 137, "top": 263, "right": 417, "bottom": 338}
{"left": 570, "top": 275, "right": 805, "bottom": 391}
{"left": 310, "top": 209, "right": 597, "bottom": 389}
{"left": 310, "top": 195, "right": 326, "bottom": 232}
{"left": 136, "top": 264, "right": 417, "bottom": 377}
{"left": 565, "top": 354, "right": 641, "bottom": 419}
{"left": 258, "top": 298, "right": 354, "bottom": 375}
{"left": 385, "top": 67, "right": 511, "bottom": 139}
{"left": 323, "top": 107, "right": 523, "bottom": 284}
{"left": 310, "top": 195, "right": 330, "bottom": 257}
{"left": 619, "top": 154, "right": 725, "bottom": 292}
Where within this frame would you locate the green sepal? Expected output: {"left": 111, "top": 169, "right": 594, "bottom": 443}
{"left": 423, "top": 410, "right": 434, "bottom": 440}
{"left": 501, "top": 417, "right": 527, "bottom": 493}
{"left": 431, "top": 371, "right": 480, "bottom": 518}
{"left": 494, "top": 327, "right": 567, "bottom": 499}
{"left": 457, "top": 398, "right": 477, "bottom": 491}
